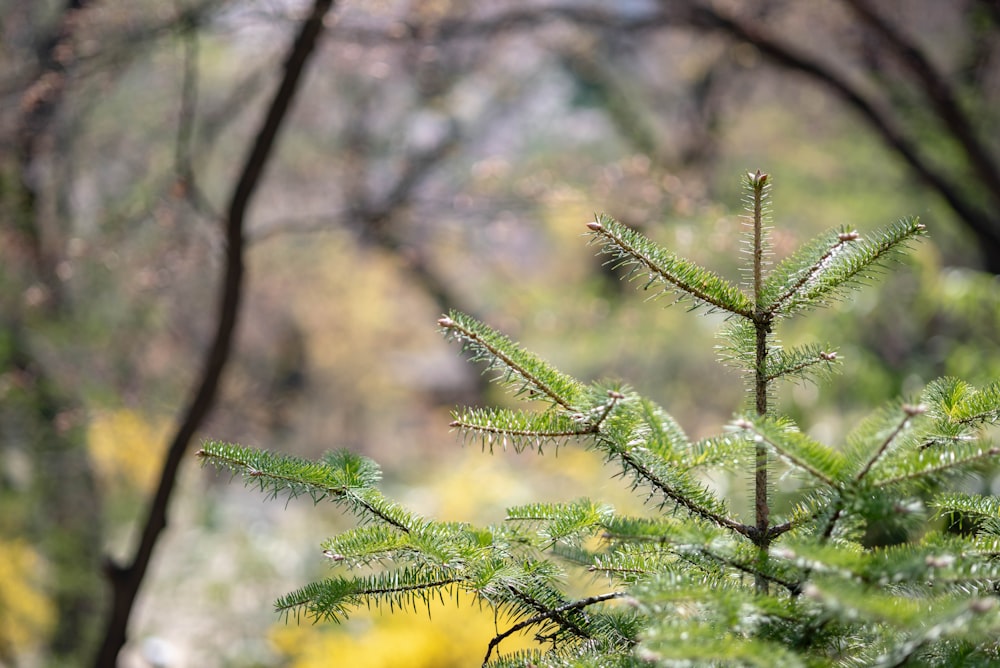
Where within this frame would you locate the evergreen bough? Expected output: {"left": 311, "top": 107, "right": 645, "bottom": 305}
{"left": 199, "top": 171, "right": 1000, "bottom": 667}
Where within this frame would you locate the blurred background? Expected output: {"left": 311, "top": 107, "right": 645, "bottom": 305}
{"left": 2, "top": 1, "right": 999, "bottom": 666}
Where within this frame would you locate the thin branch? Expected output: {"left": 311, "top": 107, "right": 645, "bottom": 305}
{"left": 767, "top": 519, "right": 796, "bottom": 541}
{"left": 738, "top": 423, "right": 837, "bottom": 488}
{"left": 687, "top": 2, "right": 1000, "bottom": 268}
{"left": 841, "top": 0, "right": 1000, "bottom": 211}
{"left": 694, "top": 547, "right": 802, "bottom": 597}
{"left": 768, "top": 234, "right": 857, "bottom": 315}
{"left": 439, "top": 316, "right": 578, "bottom": 411}
{"left": 764, "top": 353, "right": 837, "bottom": 383}
{"left": 276, "top": 577, "right": 464, "bottom": 614}
{"left": 92, "top": 1, "right": 337, "bottom": 665}
{"left": 482, "top": 591, "right": 626, "bottom": 666}
{"left": 854, "top": 406, "right": 923, "bottom": 482}
{"left": 615, "top": 447, "right": 755, "bottom": 540}
{"left": 450, "top": 422, "right": 595, "bottom": 440}
{"left": 587, "top": 220, "right": 754, "bottom": 318}
{"left": 873, "top": 447, "right": 1000, "bottom": 489}
{"left": 196, "top": 448, "right": 412, "bottom": 533}
{"left": 173, "top": 17, "right": 221, "bottom": 220}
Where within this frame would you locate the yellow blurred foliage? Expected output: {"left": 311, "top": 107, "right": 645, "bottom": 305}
{"left": 269, "top": 591, "right": 539, "bottom": 668}
{"left": 0, "top": 539, "right": 55, "bottom": 658}
{"left": 87, "top": 408, "right": 170, "bottom": 492}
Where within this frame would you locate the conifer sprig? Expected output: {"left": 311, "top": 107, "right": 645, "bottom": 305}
{"left": 586, "top": 213, "right": 754, "bottom": 317}
{"left": 274, "top": 568, "right": 464, "bottom": 622}
{"left": 733, "top": 417, "right": 848, "bottom": 486}
{"left": 438, "top": 311, "right": 585, "bottom": 410}
{"left": 450, "top": 389, "right": 625, "bottom": 453}
{"left": 764, "top": 217, "right": 926, "bottom": 317}
{"left": 483, "top": 592, "right": 628, "bottom": 666}
{"left": 931, "top": 493, "right": 1000, "bottom": 534}
{"left": 197, "top": 442, "right": 414, "bottom": 532}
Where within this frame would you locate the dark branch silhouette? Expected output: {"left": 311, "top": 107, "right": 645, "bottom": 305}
{"left": 92, "top": 1, "right": 337, "bottom": 665}
{"left": 680, "top": 1, "right": 1000, "bottom": 270}
{"left": 841, "top": 0, "right": 1000, "bottom": 207}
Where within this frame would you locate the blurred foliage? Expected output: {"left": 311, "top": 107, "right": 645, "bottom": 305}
{"left": 1, "top": 0, "right": 999, "bottom": 664}
{"left": 269, "top": 593, "right": 536, "bottom": 668}
{"left": 87, "top": 408, "right": 170, "bottom": 494}
{"left": 0, "top": 538, "right": 55, "bottom": 663}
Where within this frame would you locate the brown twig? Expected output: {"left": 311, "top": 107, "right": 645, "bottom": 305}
{"left": 684, "top": 2, "right": 1000, "bottom": 270}
{"left": 841, "top": 0, "right": 1000, "bottom": 211}
{"left": 91, "top": 1, "right": 337, "bottom": 665}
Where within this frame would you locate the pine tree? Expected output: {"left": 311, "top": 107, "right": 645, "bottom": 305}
{"left": 199, "top": 171, "right": 1000, "bottom": 666}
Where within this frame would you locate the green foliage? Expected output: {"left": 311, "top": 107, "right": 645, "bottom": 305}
{"left": 200, "top": 171, "right": 1000, "bottom": 666}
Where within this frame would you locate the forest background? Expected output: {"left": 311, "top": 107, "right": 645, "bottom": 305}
{"left": 2, "top": 1, "right": 999, "bottom": 667}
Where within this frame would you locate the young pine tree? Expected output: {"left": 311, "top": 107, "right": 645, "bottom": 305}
{"left": 200, "top": 171, "right": 1000, "bottom": 667}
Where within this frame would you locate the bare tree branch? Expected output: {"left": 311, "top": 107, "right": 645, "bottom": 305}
{"left": 841, "top": 0, "right": 1000, "bottom": 209}
{"left": 683, "top": 2, "right": 1000, "bottom": 270}
{"left": 174, "top": 16, "right": 221, "bottom": 221}
{"left": 92, "top": 1, "right": 337, "bottom": 665}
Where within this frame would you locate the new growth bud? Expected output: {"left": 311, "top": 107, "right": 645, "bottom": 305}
{"left": 437, "top": 316, "right": 455, "bottom": 328}
{"left": 746, "top": 169, "right": 769, "bottom": 188}
{"left": 586, "top": 221, "right": 603, "bottom": 232}
{"left": 838, "top": 231, "right": 860, "bottom": 242}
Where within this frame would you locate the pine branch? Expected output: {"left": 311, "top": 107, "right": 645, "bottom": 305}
{"left": 763, "top": 345, "right": 841, "bottom": 384}
{"left": 450, "top": 407, "right": 596, "bottom": 453}
{"left": 745, "top": 170, "right": 772, "bottom": 308}
{"left": 924, "top": 377, "right": 1000, "bottom": 428}
{"left": 588, "top": 543, "right": 672, "bottom": 582}
{"left": 482, "top": 592, "right": 627, "bottom": 666}
{"left": 766, "top": 218, "right": 926, "bottom": 317}
{"left": 621, "top": 397, "right": 697, "bottom": 469}
{"left": 871, "top": 440, "right": 1000, "bottom": 488}
{"left": 450, "top": 389, "right": 625, "bottom": 453}
{"left": 852, "top": 404, "right": 926, "bottom": 482}
{"left": 687, "top": 543, "right": 802, "bottom": 596}
{"left": 320, "top": 525, "right": 409, "bottom": 566}
{"left": 633, "top": 575, "right": 807, "bottom": 667}
{"left": 687, "top": 432, "right": 754, "bottom": 471}
{"left": 275, "top": 568, "right": 464, "bottom": 623}
{"left": 586, "top": 213, "right": 754, "bottom": 317}
{"left": 439, "top": 312, "right": 585, "bottom": 410}
{"left": 599, "top": 515, "right": 800, "bottom": 592}
{"left": 490, "top": 578, "right": 601, "bottom": 649}
{"left": 763, "top": 228, "right": 860, "bottom": 314}
{"left": 505, "top": 499, "right": 614, "bottom": 547}
{"left": 734, "top": 417, "right": 847, "bottom": 487}
{"left": 197, "top": 442, "right": 415, "bottom": 532}
{"left": 931, "top": 493, "right": 1000, "bottom": 535}
{"left": 609, "top": 442, "right": 753, "bottom": 539}
{"left": 845, "top": 592, "right": 1000, "bottom": 668}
